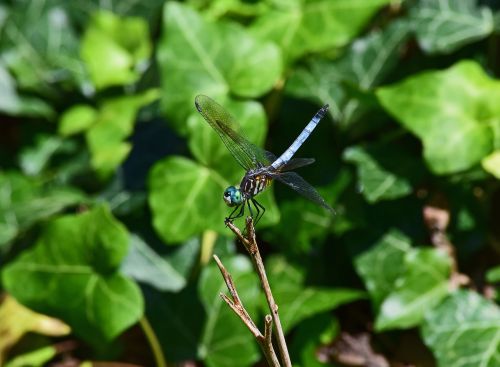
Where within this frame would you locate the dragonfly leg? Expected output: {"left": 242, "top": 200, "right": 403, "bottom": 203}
{"left": 247, "top": 200, "right": 254, "bottom": 219}
{"left": 226, "top": 203, "right": 245, "bottom": 224}
{"left": 251, "top": 198, "right": 265, "bottom": 225}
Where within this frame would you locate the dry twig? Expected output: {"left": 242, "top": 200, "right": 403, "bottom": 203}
{"left": 215, "top": 217, "right": 292, "bottom": 367}
{"left": 213, "top": 255, "right": 280, "bottom": 367}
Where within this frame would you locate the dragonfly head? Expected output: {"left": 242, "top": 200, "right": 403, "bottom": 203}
{"left": 223, "top": 186, "right": 243, "bottom": 207}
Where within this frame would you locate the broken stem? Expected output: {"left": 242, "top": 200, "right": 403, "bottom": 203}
{"left": 213, "top": 255, "right": 281, "bottom": 367}
{"left": 224, "top": 217, "right": 292, "bottom": 367}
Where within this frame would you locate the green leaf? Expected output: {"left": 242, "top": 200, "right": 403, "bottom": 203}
{"left": 201, "top": 0, "right": 268, "bottom": 19}
{"left": 286, "top": 20, "right": 410, "bottom": 124}
{"left": 157, "top": 2, "right": 282, "bottom": 132}
{"left": 291, "top": 313, "right": 338, "bottom": 367}
{"left": 377, "top": 60, "right": 498, "bottom": 174}
{"left": 4, "top": 345, "right": 57, "bottom": 367}
{"left": 267, "top": 256, "right": 365, "bottom": 332}
{"left": 0, "top": 295, "right": 70, "bottom": 366}
{"left": 0, "top": 62, "right": 53, "bottom": 118}
{"left": 1, "top": 1, "right": 84, "bottom": 93}
{"left": 67, "top": 1, "right": 165, "bottom": 22}
{"left": 262, "top": 172, "right": 347, "bottom": 254}
{"left": 145, "top": 285, "right": 204, "bottom": 362}
{"left": 0, "top": 172, "right": 85, "bottom": 247}
{"left": 148, "top": 156, "right": 228, "bottom": 244}
{"left": 19, "top": 135, "right": 66, "bottom": 176}
{"left": 81, "top": 11, "right": 152, "bottom": 89}
{"left": 375, "top": 248, "right": 451, "bottom": 331}
{"left": 148, "top": 155, "right": 279, "bottom": 244}
{"left": 58, "top": 105, "right": 98, "bottom": 136}
{"left": 85, "top": 89, "right": 159, "bottom": 177}
{"left": 482, "top": 150, "right": 500, "bottom": 179}
{"left": 422, "top": 290, "right": 500, "bottom": 367}
{"left": 199, "top": 255, "right": 260, "bottom": 367}
{"left": 343, "top": 143, "right": 423, "bottom": 203}
{"left": 355, "top": 229, "right": 412, "bottom": 310}
{"left": 410, "top": 0, "right": 494, "bottom": 54}
{"left": 2, "top": 206, "right": 143, "bottom": 344}
{"left": 120, "top": 235, "right": 187, "bottom": 292}
{"left": 486, "top": 265, "right": 500, "bottom": 283}
{"left": 250, "top": 0, "right": 392, "bottom": 63}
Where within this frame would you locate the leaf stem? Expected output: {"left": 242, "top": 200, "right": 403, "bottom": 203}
{"left": 200, "top": 230, "right": 218, "bottom": 266}
{"left": 139, "top": 316, "right": 168, "bottom": 367}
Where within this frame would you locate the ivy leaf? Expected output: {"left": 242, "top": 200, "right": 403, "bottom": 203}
{"left": 250, "top": 0, "right": 392, "bottom": 63}
{"left": 144, "top": 285, "right": 204, "bottom": 362}
{"left": 343, "top": 143, "right": 424, "bottom": 203}
{"left": 58, "top": 89, "right": 159, "bottom": 178}
{"left": 0, "top": 295, "right": 70, "bottom": 366}
{"left": 262, "top": 172, "right": 348, "bottom": 255}
{"left": 148, "top": 154, "right": 279, "bottom": 244}
{"left": 1, "top": 1, "right": 84, "bottom": 93}
{"left": 0, "top": 172, "right": 85, "bottom": 247}
{"left": 0, "top": 62, "right": 53, "bottom": 118}
{"left": 2, "top": 206, "right": 143, "bottom": 345}
{"left": 84, "top": 89, "right": 160, "bottom": 177}
{"left": 158, "top": 2, "right": 282, "bottom": 132}
{"left": 19, "top": 135, "right": 68, "bottom": 176}
{"left": 58, "top": 105, "right": 98, "bottom": 137}
{"left": 267, "top": 256, "right": 365, "bottom": 332}
{"left": 377, "top": 60, "right": 498, "bottom": 174}
{"left": 81, "top": 11, "right": 152, "bottom": 89}
{"left": 201, "top": 0, "right": 268, "bottom": 19}
{"left": 291, "top": 313, "right": 339, "bottom": 367}
{"left": 4, "top": 345, "right": 58, "bottom": 367}
{"left": 286, "top": 20, "right": 410, "bottom": 124}
{"left": 486, "top": 265, "right": 500, "bottom": 283}
{"left": 410, "top": 0, "right": 494, "bottom": 54}
{"left": 422, "top": 290, "right": 500, "bottom": 367}
{"left": 375, "top": 248, "right": 451, "bottom": 331}
{"left": 481, "top": 150, "right": 500, "bottom": 179}
{"left": 148, "top": 156, "right": 228, "bottom": 244}
{"left": 355, "top": 229, "right": 412, "bottom": 310}
{"left": 198, "top": 255, "right": 260, "bottom": 367}
{"left": 120, "top": 235, "right": 187, "bottom": 292}
{"left": 67, "top": 1, "right": 165, "bottom": 23}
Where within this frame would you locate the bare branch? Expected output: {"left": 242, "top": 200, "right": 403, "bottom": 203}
{"left": 213, "top": 254, "right": 281, "bottom": 367}
{"left": 225, "top": 218, "right": 292, "bottom": 367}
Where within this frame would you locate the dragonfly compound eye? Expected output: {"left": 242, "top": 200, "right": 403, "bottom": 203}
{"left": 223, "top": 186, "right": 242, "bottom": 207}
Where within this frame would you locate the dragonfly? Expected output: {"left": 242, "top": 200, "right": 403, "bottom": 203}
{"left": 195, "top": 95, "right": 334, "bottom": 224}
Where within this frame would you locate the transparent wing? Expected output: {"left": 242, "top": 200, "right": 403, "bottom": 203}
{"left": 279, "top": 158, "right": 315, "bottom": 172}
{"left": 271, "top": 171, "right": 335, "bottom": 214}
{"left": 195, "top": 95, "right": 270, "bottom": 170}
{"left": 265, "top": 151, "right": 315, "bottom": 171}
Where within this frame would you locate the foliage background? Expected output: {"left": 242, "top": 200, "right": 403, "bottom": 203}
{"left": 1, "top": 0, "right": 500, "bottom": 366}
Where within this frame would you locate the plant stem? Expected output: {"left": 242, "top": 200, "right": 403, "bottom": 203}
{"left": 200, "top": 230, "right": 218, "bottom": 266}
{"left": 214, "top": 255, "right": 281, "bottom": 367}
{"left": 139, "top": 316, "right": 168, "bottom": 367}
{"left": 225, "top": 218, "right": 292, "bottom": 367}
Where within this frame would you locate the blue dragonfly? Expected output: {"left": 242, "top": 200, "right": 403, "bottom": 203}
{"left": 195, "top": 95, "right": 334, "bottom": 224}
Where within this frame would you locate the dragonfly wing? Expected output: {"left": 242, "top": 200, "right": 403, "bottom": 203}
{"left": 265, "top": 150, "right": 277, "bottom": 163}
{"left": 272, "top": 171, "right": 335, "bottom": 214}
{"left": 279, "top": 158, "right": 315, "bottom": 172}
{"left": 195, "top": 95, "right": 269, "bottom": 170}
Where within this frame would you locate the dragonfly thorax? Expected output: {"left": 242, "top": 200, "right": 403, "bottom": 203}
{"left": 240, "top": 173, "right": 271, "bottom": 198}
{"left": 223, "top": 186, "right": 244, "bottom": 207}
